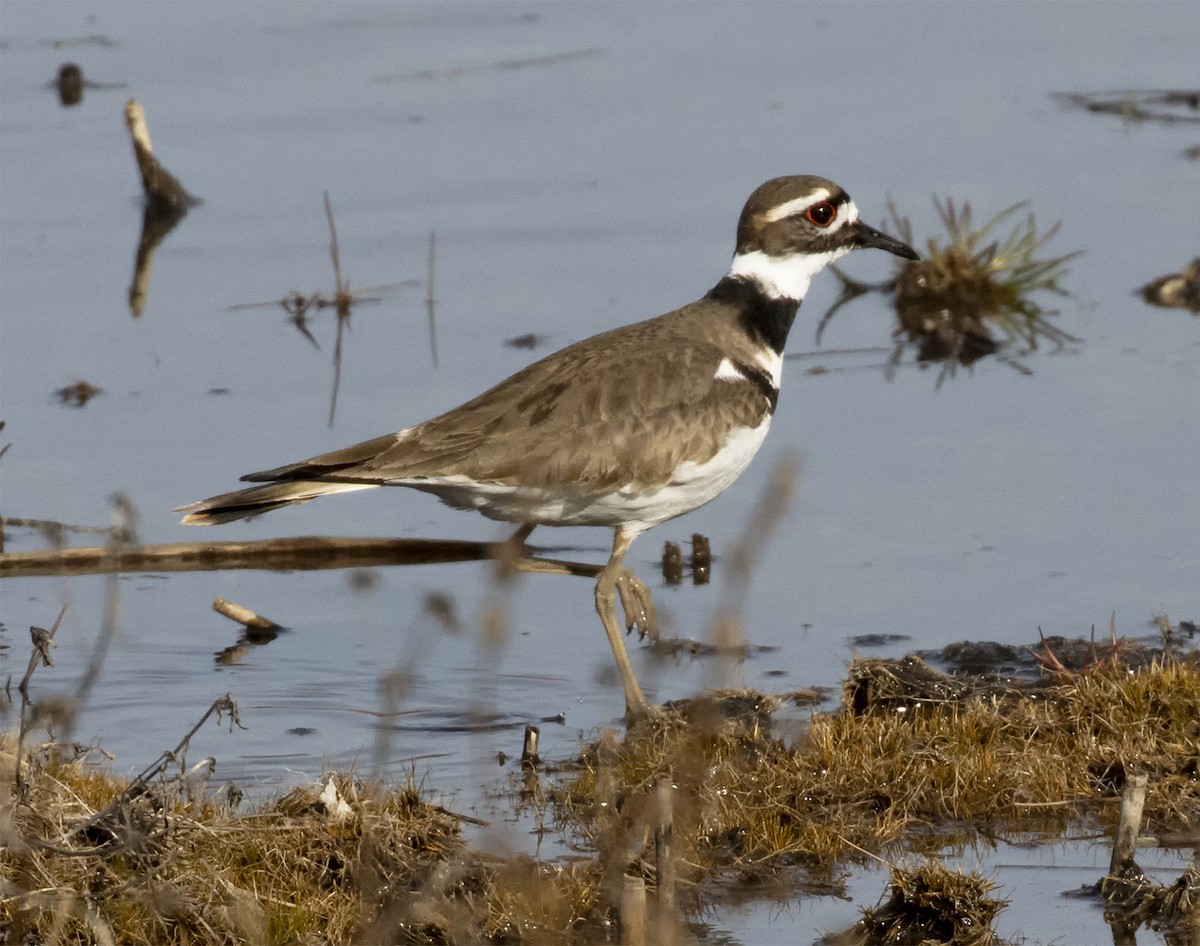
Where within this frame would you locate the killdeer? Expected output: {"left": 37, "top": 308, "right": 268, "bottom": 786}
{"left": 178, "top": 175, "right": 918, "bottom": 719}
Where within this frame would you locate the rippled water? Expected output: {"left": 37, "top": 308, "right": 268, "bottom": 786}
{"left": 2, "top": 3, "right": 1197, "bottom": 940}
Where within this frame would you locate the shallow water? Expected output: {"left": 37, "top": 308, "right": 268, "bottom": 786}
{"left": 2, "top": 2, "right": 1198, "bottom": 940}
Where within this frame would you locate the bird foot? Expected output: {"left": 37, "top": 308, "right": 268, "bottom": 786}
{"left": 615, "top": 567, "right": 658, "bottom": 643}
{"left": 624, "top": 696, "right": 667, "bottom": 725}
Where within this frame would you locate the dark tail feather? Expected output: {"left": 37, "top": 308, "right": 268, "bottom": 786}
{"left": 176, "top": 481, "right": 375, "bottom": 525}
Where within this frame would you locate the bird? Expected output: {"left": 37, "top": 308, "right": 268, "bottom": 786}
{"left": 177, "top": 175, "right": 919, "bottom": 720}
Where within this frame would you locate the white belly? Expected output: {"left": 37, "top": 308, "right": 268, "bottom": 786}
{"left": 400, "top": 418, "right": 772, "bottom": 535}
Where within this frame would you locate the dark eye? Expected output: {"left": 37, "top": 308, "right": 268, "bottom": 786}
{"left": 804, "top": 201, "right": 837, "bottom": 227}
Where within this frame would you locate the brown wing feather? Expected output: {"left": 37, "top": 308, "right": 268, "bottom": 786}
{"left": 235, "top": 300, "right": 770, "bottom": 496}
{"left": 373, "top": 320, "right": 768, "bottom": 492}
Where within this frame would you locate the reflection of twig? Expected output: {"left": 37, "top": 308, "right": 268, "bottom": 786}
{"left": 15, "top": 604, "right": 68, "bottom": 796}
{"left": 129, "top": 201, "right": 187, "bottom": 318}
{"left": 377, "top": 48, "right": 601, "bottom": 83}
{"left": 329, "top": 311, "right": 346, "bottom": 426}
{"left": 814, "top": 268, "right": 895, "bottom": 345}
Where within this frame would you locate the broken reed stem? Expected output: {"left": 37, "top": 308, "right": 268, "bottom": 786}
{"left": 123, "top": 98, "right": 193, "bottom": 210}
{"left": 520, "top": 724, "right": 541, "bottom": 767}
{"left": 594, "top": 728, "right": 620, "bottom": 810}
{"left": 654, "top": 775, "right": 678, "bottom": 943}
{"left": 620, "top": 874, "right": 647, "bottom": 946}
{"left": 655, "top": 775, "right": 675, "bottom": 913}
{"left": 212, "top": 597, "right": 280, "bottom": 631}
{"left": 1110, "top": 773, "right": 1149, "bottom": 876}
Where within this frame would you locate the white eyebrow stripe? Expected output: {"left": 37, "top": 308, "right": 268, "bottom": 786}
{"left": 763, "top": 194, "right": 862, "bottom": 231}
{"left": 763, "top": 190, "right": 832, "bottom": 222}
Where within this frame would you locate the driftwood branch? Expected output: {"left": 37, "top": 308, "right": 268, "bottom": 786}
{"left": 0, "top": 535, "right": 605, "bottom": 580}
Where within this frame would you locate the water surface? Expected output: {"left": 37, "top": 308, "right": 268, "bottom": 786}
{"left": 2, "top": 3, "right": 1198, "bottom": 941}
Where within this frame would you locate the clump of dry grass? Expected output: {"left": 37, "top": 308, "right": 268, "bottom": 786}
{"left": 554, "top": 650, "right": 1200, "bottom": 889}
{"left": 6, "top": 639, "right": 1198, "bottom": 944}
{"left": 846, "top": 861, "right": 1009, "bottom": 946}
{"left": 2, "top": 745, "right": 464, "bottom": 944}
{"left": 1102, "top": 857, "right": 1200, "bottom": 939}
{"left": 886, "top": 197, "right": 1081, "bottom": 375}
{"left": 1, "top": 733, "right": 621, "bottom": 945}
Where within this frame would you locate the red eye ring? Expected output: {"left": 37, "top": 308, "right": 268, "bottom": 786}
{"left": 804, "top": 200, "right": 837, "bottom": 228}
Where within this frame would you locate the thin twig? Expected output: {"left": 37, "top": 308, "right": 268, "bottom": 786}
{"left": 426, "top": 229, "right": 439, "bottom": 368}
{"left": 15, "top": 605, "right": 69, "bottom": 796}
{"left": 63, "top": 694, "right": 244, "bottom": 845}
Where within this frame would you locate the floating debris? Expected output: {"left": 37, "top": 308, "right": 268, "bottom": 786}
{"left": 1053, "top": 88, "right": 1200, "bottom": 124}
{"left": 211, "top": 598, "right": 282, "bottom": 664}
{"left": 504, "top": 332, "right": 550, "bottom": 350}
{"left": 1140, "top": 257, "right": 1200, "bottom": 313}
{"left": 47, "top": 63, "right": 125, "bottom": 106}
{"left": 54, "top": 378, "right": 102, "bottom": 407}
{"left": 55, "top": 63, "right": 82, "bottom": 105}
